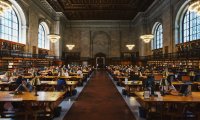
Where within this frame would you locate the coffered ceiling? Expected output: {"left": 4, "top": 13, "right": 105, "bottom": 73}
{"left": 46, "top": 0, "right": 155, "bottom": 20}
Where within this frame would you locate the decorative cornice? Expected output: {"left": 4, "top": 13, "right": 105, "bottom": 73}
{"left": 32, "top": 0, "right": 67, "bottom": 21}
{"left": 39, "top": 0, "right": 56, "bottom": 14}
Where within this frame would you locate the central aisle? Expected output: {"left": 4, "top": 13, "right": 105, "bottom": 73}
{"left": 64, "top": 70, "right": 135, "bottom": 120}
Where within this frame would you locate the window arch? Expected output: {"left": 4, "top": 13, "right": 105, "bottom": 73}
{"left": 152, "top": 23, "right": 163, "bottom": 50}
{"left": 38, "top": 22, "right": 49, "bottom": 49}
{"left": 0, "top": 0, "right": 26, "bottom": 44}
{"left": 182, "top": 10, "right": 200, "bottom": 43}
{"left": 0, "top": 8, "right": 19, "bottom": 42}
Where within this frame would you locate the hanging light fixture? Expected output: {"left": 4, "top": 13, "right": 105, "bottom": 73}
{"left": 126, "top": 44, "right": 135, "bottom": 50}
{"left": 125, "top": 23, "right": 135, "bottom": 50}
{"left": 0, "top": 0, "right": 12, "bottom": 14}
{"left": 48, "top": 34, "right": 60, "bottom": 43}
{"left": 188, "top": 0, "right": 200, "bottom": 14}
{"left": 140, "top": 14, "right": 154, "bottom": 43}
{"left": 66, "top": 44, "right": 75, "bottom": 50}
{"left": 140, "top": 34, "right": 154, "bottom": 43}
{"left": 66, "top": 21, "right": 75, "bottom": 50}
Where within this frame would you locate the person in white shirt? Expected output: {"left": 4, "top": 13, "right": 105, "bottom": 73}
{"left": 58, "top": 68, "right": 65, "bottom": 77}
{"left": 1, "top": 71, "right": 13, "bottom": 82}
{"left": 77, "top": 68, "right": 83, "bottom": 77}
{"left": 160, "top": 78, "right": 177, "bottom": 95}
{"left": 64, "top": 70, "right": 69, "bottom": 77}
{"left": 113, "top": 69, "right": 120, "bottom": 76}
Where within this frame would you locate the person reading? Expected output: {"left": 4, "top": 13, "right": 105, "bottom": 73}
{"left": 15, "top": 79, "right": 33, "bottom": 92}
{"left": 4, "top": 79, "right": 33, "bottom": 111}
{"left": 160, "top": 78, "right": 177, "bottom": 95}
{"left": 144, "top": 75, "right": 157, "bottom": 96}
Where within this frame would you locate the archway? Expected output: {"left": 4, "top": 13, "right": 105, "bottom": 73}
{"left": 95, "top": 53, "right": 106, "bottom": 69}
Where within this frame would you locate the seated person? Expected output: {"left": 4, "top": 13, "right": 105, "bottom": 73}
{"left": 58, "top": 68, "right": 65, "bottom": 77}
{"left": 46, "top": 71, "right": 53, "bottom": 76}
{"left": 160, "top": 78, "right": 177, "bottom": 95}
{"left": 167, "top": 74, "right": 176, "bottom": 82}
{"left": 193, "top": 74, "right": 200, "bottom": 82}
{"left": 36, "top": 69, "right": 41, "bottom": 76}
{"left": 178, "top": 83, "right": 192, "bottom": 96}
{"left": 15, "top": 79, "right": 33, "bottom": 92}
{"left": 56, "top": 78, "right": 66, "bottom": 91}
{"left": 144, "top": 75, "right": 156, "bottom": 95}
{"left": 1, "top": 71, "right": 13, "bottom": 82}
{"left": 77, "top": 68, "right": 83, "bottom": 77}
{"left": 31, "top": 76, "right": 41, "bottom": 86}
{"left": 113, "top": 69, "right": 121, "bottom": 76}
{"left": 64, "top": 70, "right": 69, "bottom": 77}
{"left": 4, "top": 79, "right": 32, "bottom": 111}
{"left": 16, "top": 76, "right": 24, "bottom": 85}
{"left": 130, "top": 72, "right": 140, "bottom": 81}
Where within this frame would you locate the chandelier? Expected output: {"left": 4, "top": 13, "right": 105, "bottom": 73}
{"left": 66, "top": 44, "right": 75, "bottom": 50}
{"left": 0, "top": 0, "right": 12, "bottom": 14}
{"left": 140, "top": 34, "right": 154, "bottom": 43}
{"left": 48, "top": 34, "right": 60, "bottom": 43}
{"left": 188, "top": 1, "right": 200, "bottom": 13}
{"left": 126, "top": 44, "right": 135, "bottom": 50}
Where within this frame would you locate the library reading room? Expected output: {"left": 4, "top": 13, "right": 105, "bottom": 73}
{"left": 1, "top": 0, "right": 200, "bottom": 120}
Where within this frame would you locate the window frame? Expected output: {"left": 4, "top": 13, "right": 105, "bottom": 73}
{"left": 152, "top": 23, "right": 163, "bottom": 50}
{"left": 38, "top": 22, "right": 50, "bottom": 49}
{"left": 0, "top": 7, "right": 20, "bottom": 42}
{"left": 182, "top": 10, "right": 200, "bottom": 43}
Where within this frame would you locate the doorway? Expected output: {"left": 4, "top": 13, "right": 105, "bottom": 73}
{"left": 95, "top": 53, "right": 106, "bottom": 69}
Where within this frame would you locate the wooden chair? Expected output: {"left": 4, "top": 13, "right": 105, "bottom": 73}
{"left": 181, "top": 75, "right": 190, "bottom": 82}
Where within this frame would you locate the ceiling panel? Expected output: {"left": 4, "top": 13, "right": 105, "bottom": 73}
{"left": 46, "top": 0, "right": 155, "bottom": 20}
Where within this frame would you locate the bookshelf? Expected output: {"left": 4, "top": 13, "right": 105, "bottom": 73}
{"left": 147, "top": 60, "right": 200, "bottom": 69}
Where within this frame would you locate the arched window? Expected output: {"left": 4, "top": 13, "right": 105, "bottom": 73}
{"left": 0, "top": 1, "right": 26, "bottom": 44}
{"left": 0, "top": 8, "right": 19, "bottom": 42}
{"left": 38, "top": 22, "right": 49, "bottom": 49}
{"left": 152, "top": 23, "right": 163, "bottom": 50}
{"left": 182, "top": 10, "right": 200, "bottom": 43}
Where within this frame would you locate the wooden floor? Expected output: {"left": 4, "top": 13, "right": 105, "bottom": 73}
{"left": 63, "top": 70, "right": 135, "bottom": 120}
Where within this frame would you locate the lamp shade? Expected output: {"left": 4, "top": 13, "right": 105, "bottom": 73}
{"left": 48, "top": 34, "right": 60, "bottom": 43}
{"left": 140, "top": 34, "right": 154, "bottom": 43}
{"left": 66, "top": 44, "right": 75, "bottom": 50}
{"left": 126, "top": 44, "right": 135, "bottom": 50}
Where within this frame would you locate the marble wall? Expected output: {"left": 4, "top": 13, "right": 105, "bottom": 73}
{"left": 62, "top": 21, "right": 135, "bottom": 59}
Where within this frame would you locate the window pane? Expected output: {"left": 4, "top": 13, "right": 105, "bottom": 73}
{"left": 182, "top": 10, "right": 200, "bottom": 42}
{"left": 153, "top": 23, "right": 163, "bottom": 49}
{"left": 38, "top": 24, "right": 47, "bottom": 49}
{"left": 0, "top": 8, "right": 19, "bottom": 42}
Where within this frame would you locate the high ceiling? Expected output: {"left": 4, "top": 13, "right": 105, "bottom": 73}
{"left": 46, "top": 0, "right": 155, "bottom": 20}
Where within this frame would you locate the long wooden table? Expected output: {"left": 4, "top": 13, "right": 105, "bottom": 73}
{"left": 0, "top": 91, "right": 65, "bottom": 102}
{"left": 135, "top": 92, "right": 200, "bottom": 102}
{"left": 122, "top": 81, "right": 143, "bottom": 95}
{"left": 134, "top": 92, "right": 200, "bottom": 119}
{"left": 0, "top": 91, "right": 65, "bottom": 119}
